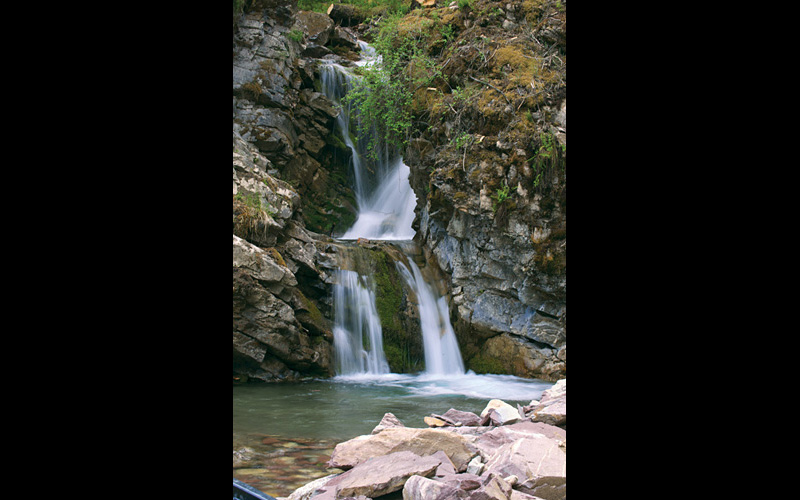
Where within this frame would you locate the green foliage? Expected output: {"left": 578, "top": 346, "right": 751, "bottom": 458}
{"left": 286, "top": 29, "right": 304, "bottom": 43}
{"left": 454, "top": 132, "right": 473, "bottom": 149}
{"left": 491, "top": 182, "right": 514, "bottom": 212}
{"left": 233, "top": 0, "right": 245, "bottom": 28}
{"left": 233, "top": 0, "right": 245, "bottom": 17}
{"left": 530, "top": 132, "right": 565, "bottom": 188}
{"left": 342, "top": 11, "right": 441, "bottom": 159}
{"left": 457, "top": 0, "right": 473, "bottom": 10}
{"left": 234, "top": 191, "right": 276, "bottom": 217}
{"left": 297, "top": 0, "right": 409, "bottom": 15}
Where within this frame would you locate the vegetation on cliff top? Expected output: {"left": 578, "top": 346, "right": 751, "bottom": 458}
{"left": 330, "top": 0, "right": 566, "bottom": 208}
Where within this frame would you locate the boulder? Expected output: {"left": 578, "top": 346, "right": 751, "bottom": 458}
{"left": 328, "top": 427, "right": 478, "bottom": 472}
{"left": 371, "top": 412, "right": 406, "bottom": 434}
{"left": 435, "top": 472, "right": 482, "bottom": 493}
{"left": 328, "top": 26, "right": 358, "bottom": 49}
{"left": 531, "top": 379, "right": 566, "bottom": 426}
{"left": 430, "top": 408, "right": 483, "bottom": 427}
{"left": 293, "top": 10, "right": 334, "bottom": 46}
{"left": 326, "top": 3, "right": 365, "bottom": 26}
{"left": 480, "top": 399, "right": 521, "bottom": 426}
{"left": 482, "top": 436, "right": 566, "bottom": 499}
{"left": 466, "top": 455, "right": 484, "bottom": 475}
{"left": 473, "top": 421, "right": 566, "bottom": 460}
{"left": 431, "top": 450, "right": 456, "bottom": 477}
{"left": 319, "top": 451, "right": 441, "bottom": 498}
{"left": 424, "top": 416, "right": 448, "bottom": 427}
{"left": 471, "top": 473, "right": 514, "bottom": 500}
{"left": 403, "top": 474, "right": 460, "bottom": 500}
{"left": 282, "top": 473, "right": 338, "bottom": 500}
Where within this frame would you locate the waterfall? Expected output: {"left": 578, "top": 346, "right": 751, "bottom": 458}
{"left": 332, "top": 268, "right": 390, "bottom": 375}
{"left": 321, "top": 43, "right": 465, "bottom": 377}
{"left": 395, "top": 258, "right": 465, "bottom": 376}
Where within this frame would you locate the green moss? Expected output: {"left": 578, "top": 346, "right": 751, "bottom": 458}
{"left": 265, "top": 247, "right": 287, "bottom": 267}
{"left": 373, "top": 251, "right": 403, "bottom": 336}
{"left": 468, "top": 351, "right": 506, "bottom": 374}
{"left": 369, "top": 249, "right": 424, "bottom": 373}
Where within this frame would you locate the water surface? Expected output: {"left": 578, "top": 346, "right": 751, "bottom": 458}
{"left": 233, "top": 373, "right": 553, "bottom": 441}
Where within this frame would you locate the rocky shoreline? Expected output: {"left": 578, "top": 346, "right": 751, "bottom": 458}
{"left": 273, "top": 379, "right": 566, "bottom": 500}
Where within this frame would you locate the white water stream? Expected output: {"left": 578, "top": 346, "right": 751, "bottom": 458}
{"left": 321, "top": 47, "right": 464, "bottom": 378}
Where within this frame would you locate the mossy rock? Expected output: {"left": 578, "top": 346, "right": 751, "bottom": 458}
{"left": 467, "top": 351, "right": 506, "bottom": 375}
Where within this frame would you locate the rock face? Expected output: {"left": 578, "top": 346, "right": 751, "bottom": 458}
{"left": 402, "top": 0, "right": 567, "bottom": 381}
{"left": 232, "top": 1, "right": 372, "bottom": 382}
{"left": 233, "top": 0, "right": 359, "bottom": 237}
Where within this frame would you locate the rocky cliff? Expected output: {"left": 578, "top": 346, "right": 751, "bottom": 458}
{"left": 397, "top": 0, "right": 566, "bottom": 380}
{"left": 232, "top": 0, "right": 566, "bottom": 382}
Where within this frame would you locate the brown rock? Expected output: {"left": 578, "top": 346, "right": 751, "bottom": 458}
{"left": 424, "top": 416, "right": 448, "bottom": 427}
